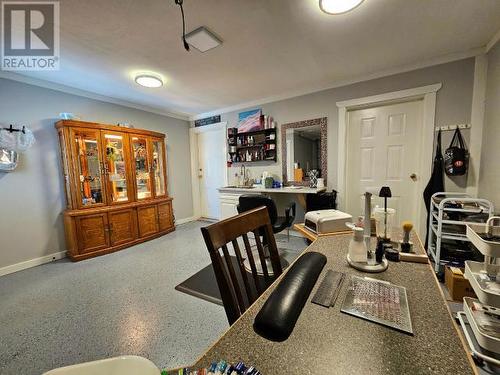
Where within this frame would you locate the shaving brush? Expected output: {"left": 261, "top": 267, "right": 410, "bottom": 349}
{"left": 401, "top": 221, "right": 413, "bottom": 253}
{"left": 402, "top": 221, "right": 413, "bottom": 243}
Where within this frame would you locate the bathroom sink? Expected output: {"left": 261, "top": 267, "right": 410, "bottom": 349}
{"left": 224, "top": 185, "right": 255, "bottom": 189}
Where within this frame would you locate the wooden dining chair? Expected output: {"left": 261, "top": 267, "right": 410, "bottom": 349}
{"left": 201, "top": 206, "right": 283, "bottom": 325}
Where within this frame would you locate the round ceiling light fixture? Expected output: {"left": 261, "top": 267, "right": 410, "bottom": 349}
{"left": 319, "top": 0, "right": 364, "bottom": 14}
{"left": 134, "top": 73, "right": 163, "bottom": 88}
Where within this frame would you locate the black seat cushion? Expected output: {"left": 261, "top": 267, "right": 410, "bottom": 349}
{"left": 273, "top": 216, "right": 289, "bottom": 233}
{"left": 253, "top": 252, "right": 327, "bottom": 341}
{"left": 238, "top": 195, "right": 278, "bottom": 224}
{"left": 238, "top": 195, "right": 295, "bottom": 235}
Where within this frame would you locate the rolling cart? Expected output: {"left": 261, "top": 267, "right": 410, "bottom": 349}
{"left": 457, "top": 217, "right": 500, "bottom": 371}
{"left": 427, "top": 192, "right": 494, "bottom": 273}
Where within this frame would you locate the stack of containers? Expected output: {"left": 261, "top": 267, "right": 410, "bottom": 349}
{"left": 458, "top": 216, "right": 500, "bottom": 369}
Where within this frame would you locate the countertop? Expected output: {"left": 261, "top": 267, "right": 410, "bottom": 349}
{"left": 218, "top": 186, "right": 327, "bottom": 194}
{"left": 193, "top": 233, "right": 475, "bottom": 374}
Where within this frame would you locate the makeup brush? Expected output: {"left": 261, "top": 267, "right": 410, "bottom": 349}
{"left": 402, "top": 221, "right": 413, "bottom": 243}
{"left": 401, "top": 221, "right": 413, "bottom": 253}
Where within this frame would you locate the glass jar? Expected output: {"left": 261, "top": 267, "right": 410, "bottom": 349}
{"left": 374, "top": 207, "right": 396, "bottom": 240}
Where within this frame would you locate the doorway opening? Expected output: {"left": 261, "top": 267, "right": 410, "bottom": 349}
{"left": 190, "top": 122, "right": 228, "bottom": 220}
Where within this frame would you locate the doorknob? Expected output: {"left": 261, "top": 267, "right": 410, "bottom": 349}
{"left": 410, "top": 173, "right": 417, "bottom": 181}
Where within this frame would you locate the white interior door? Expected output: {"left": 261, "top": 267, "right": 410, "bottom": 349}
{"left": 197, "top": 128, "right": 226, "bottom": 220}
{"left": 346, "top": 100, "right": 423, "bottom": 228}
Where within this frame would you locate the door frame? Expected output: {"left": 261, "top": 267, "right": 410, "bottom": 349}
{"left": 189, "top": 122, "right": 228, "bottom": 220}
{"left": 336, "top": 83, "right": 442, "bottom": 236}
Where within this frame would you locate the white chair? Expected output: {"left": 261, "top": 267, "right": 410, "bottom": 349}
{"left": 43, "top": 355, "right": 161, "bottom": 375}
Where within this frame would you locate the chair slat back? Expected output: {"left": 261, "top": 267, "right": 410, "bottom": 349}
{"left": 201, "top": 206, "right": 283, "bottom": 325}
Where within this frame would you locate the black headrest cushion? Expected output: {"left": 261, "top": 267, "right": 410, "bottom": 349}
{"left": 253, "top": 252, "right": 327, "bottom": 341}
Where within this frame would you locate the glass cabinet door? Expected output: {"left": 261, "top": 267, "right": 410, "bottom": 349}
{"left": 72, "top": 129, "right": 105, "bottom": 207}
{"left": 102, "top": 132, "right": 130, "bottom": 204}
{"left": 152, "top": 139, "right": 166, "bottom": 197}
{"left": 132, "top": 136, "right": 152, "bottom": 200}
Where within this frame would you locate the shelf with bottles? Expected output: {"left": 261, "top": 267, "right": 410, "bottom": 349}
{"left": 227, "top": 126, "right": 277, "bottom": 165}
{"left": 232, "top": 141, "right": 276, "bottom": 150}
{"left": 227, "top": 128, "right": 277, "bottom": 147}
{"left": 228, "top": 147, "right": 276, "bottom": 164}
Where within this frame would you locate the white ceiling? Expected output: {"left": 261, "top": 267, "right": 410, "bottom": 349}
{"left": 6, "top": 0, "right": 500, "bottom": 119}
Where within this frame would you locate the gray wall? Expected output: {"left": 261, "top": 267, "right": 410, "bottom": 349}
{"left": 221, "top": 58, "right": 475, "bottom": 193}
{"left": 479, "top": 42, "right": 500, "bottom": 209}
{"left": 0, "top": 78, "right": 193, "bottom": 269}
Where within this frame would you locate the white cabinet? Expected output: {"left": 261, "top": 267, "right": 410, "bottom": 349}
{"left": 220, "top": 192, "right": 242, "bottom": 219}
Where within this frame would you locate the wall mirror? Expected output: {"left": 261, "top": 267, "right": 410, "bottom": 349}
{"left": 281, "top": 117, "right": 327, "bottom": 186}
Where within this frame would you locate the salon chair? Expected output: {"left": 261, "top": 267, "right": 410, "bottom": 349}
{"left": 237, "top": 195, "right": 296, "bottom": 239}
{"left": 237, "top": 195, "right": 296, "bottom": 275}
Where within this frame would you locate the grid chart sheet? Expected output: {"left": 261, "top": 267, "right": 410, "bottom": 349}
{"left": 341, "top": 276, "right": 413, "bottom": 334}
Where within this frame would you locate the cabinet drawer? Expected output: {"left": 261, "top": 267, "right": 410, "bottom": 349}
{"left": 220, "top": 193, "right": 243, "bottom": 204}
{"left": 109, "top": 208, "right": 138, "bottom": 246}
{"left": 158, "top": 201, "right": 173, "bottom": 232}
{"left": 75, "top": 213, "right": 110, "bottom": 254}
{"left": 137, "top": 205, "right": 159, "bottom": 238}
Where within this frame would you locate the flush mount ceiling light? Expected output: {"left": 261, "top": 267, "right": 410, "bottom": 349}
{"left": 319, "top": 0, "right": 364, "bottom": 14}
{"left": 134, "top": 73, "right": 163, "bottom": 88}
{"left": 185, "top": 27, "right": 222, "bottom": 53}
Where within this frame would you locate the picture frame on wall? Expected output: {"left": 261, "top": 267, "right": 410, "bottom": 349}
{"left": 238, "top": 109, "right": 262, "bottom": 132}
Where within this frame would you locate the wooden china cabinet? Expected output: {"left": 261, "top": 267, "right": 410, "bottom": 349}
{"left": 56, "top": 120, "right": 175, "bottom": 261}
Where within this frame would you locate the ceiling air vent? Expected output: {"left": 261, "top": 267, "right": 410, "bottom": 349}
{"left": 185, "top": 27, "right": 222, "bottom": 52}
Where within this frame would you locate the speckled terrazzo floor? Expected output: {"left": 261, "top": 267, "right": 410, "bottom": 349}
{"left": 0, "top": 221, "right": 308, "bottom": 374}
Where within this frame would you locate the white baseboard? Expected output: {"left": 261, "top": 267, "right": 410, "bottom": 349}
{"left": 0, "top": 251, "right": 67, "bottom": 277}
{"left": 175, "top": 216, "right": 199, "bottom": 225}
{"left": 0, "top": 216, "right": 198, "bottom": 277}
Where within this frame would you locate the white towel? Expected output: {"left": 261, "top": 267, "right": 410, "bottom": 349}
{"left": 0, "top": 127, "right": 35, "bottom": 152}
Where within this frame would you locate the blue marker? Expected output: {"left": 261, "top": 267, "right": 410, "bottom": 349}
{"left": 207, "top": 362, "right": 218, "bottom": 375}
